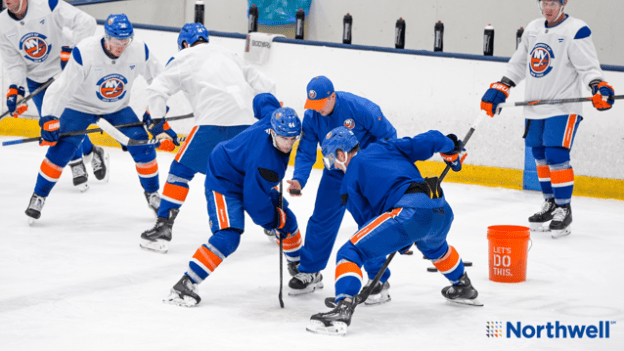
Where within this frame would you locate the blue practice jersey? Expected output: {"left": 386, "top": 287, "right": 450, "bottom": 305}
{"left": 293, "top": 91, "right": 396, "bottom": 187}
{"left": 205, "top": 102, "right": 288, "bottom": 230}
{"left": 341, "top": 130, "right": 455, "bottom": 227}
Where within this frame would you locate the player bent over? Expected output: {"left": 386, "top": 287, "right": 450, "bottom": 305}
{"left": 139, "top": 22, "right": 276, "bottom": 253}
{"left": 25, "top": 14, "right": 165, "bottom": 223}
{"left": 164, "top": 107, "right": 303, "bottom": 307}
{"left": 306, "top": 127, "right": 481, "bottom": 336}
{"left": 480, "top": 0, "right": 614, "bottom": 238}
{"left": 0, "top": 0, "right": 108, "bottom": 191}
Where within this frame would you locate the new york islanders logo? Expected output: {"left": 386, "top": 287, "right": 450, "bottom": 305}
{"left": 308, "top": 90, "right": 317, "bottom": 99}
{"left": 96, "top": 74, "right": 128, "bottom": 102}
{"left": 343, "top": 119, "right": 355, "bottom": 129}
{"left": 19, "top": 33, "right": 51, "bottom": 63}
{"left": 529, "top": 43, "right": 555, "bottom": 78}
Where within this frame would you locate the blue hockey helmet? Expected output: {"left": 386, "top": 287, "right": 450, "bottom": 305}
{"left": 270, "top": 107, "right": 301, "bottom": 138}
{"left": 321, "top": 126, "right": 359, "bottom": 171}
{"left": 178, "top": 23, "right": 209, "bottom": 51}
{"left": 105, "top": 14, "right": 134, "bottom": 41}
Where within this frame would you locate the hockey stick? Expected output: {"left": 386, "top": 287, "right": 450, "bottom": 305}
{"left": 1, "top": 113, "right": 194, "bottom": 147}
{"left": 327, "top": 110, "right": 490, "bottom": 308}
{"left": 97, "top": 118, "right": 191, "bottom": 146}
{"left": 496, "top": 94, "right": 624, "bottom": 112}
{"left": 0, "top": 78, "right": 55, "bottom": 122}
{"left": 278, "top": 181, "right": 285, "bottom": 308}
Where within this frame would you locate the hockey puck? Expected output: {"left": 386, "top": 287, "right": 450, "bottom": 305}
{"left": 427, "top": 267, "right": 438, "bottom": 272}
{"left": 464, "top": 261, "right": 473, "bottom": 267}
{"left": 289, "top": 189, "right": 301, "bottom": 195}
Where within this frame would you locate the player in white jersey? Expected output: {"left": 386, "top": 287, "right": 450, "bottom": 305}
{"left": 139, "top": 22, "right": 276, "bottom": 253}
{"left": 24, "top": 13, "right": 165, "bottom": 224}
{"left": 480, "top": 0, "right": 615, "bottom": 238}
{"left": 0, "top": 0, "right": 109, "bottom": 190}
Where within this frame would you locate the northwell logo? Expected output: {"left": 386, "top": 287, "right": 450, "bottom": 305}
{"left": 488, "top": 321, "right": 615, "bottom": 339}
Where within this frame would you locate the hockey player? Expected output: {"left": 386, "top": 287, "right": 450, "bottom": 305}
{"left": 24, "top": 14, "right": 164, "bottom": 223}
{"left": 286, "top": 75, "right": 397, "bottom": 297}
{"left": 0, "top": 0, "right": 109, "bottom": 191}
{"left": 480, "top": 0, "right": 614, "bottom": 238}
{"left": 139, "top": 22, "right": 276, "bottom": 254}
{"left": 163, "top": 107, "right": 303, "bottom": 307}
{"left": 306, "top": 127, "right": 481, "bottom": 336}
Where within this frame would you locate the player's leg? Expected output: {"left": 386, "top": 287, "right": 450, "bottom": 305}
{"left": 81, "top": 136, "right": 109, "bottom": 182}
{"left": 291, "top": 170, "right": 346, "bottom": 293}
{"left": 164, "top": 190, "right": 245, "bottom": 307}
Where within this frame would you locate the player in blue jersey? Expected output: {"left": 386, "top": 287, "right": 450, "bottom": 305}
{"left": 286, "top": 76, "right": 397, "bottom": 298}
{"left": 163, "top": 106, "right": 303, "bottom": 307}
{"left": 306, "top": 127, "right": 481, "bottom": 336}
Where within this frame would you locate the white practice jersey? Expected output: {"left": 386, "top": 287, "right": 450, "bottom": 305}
{"left": 42, "top": 36, "right": 163, "bottom": 117}
{"left": 0, "top": 0, "right": 96, "bottom": 87}
{"left": 146, "top": 43, "right": 276, "bottom": 126}
{"left": 505, "top": 15, "right": 604, "bottom": 119}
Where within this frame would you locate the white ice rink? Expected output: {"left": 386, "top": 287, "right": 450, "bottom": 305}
{"left": 1, "top": 139, "right": 623, "bottom": 350}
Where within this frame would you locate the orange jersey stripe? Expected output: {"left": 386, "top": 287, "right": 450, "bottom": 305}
{"left": 162, "top": 183, "right": 189, "bottom": 202}
{"left": 550, "top": 168, "right": 574, "bottom": 185}
{"left": 175, "top": 126, "right": 197, "bottom": 162}
{"left": 40, "top": 158, "right": 63, "bottom": 180}
{"left": 193, "top": 245, "right": 223, "bottom": 272}
{"left": 213, "top": 191, "right": 230, "bottom": 229}
{"left": 433, "top": 246, "right": 461, "bottom": 274}
{"left": 562, "top": 114, "right": 577, "bottom": 149}
{"left": 350, "top": 208, "right": 402, "bottom": 245}
{"left": 335, "top": 261, "right": 362, "bottom": 281}
{"left": 536, "top": 164, "right": 551, "bottom": 179}
{"left": 136, "top": 159, "right": 158, "bottom": 176}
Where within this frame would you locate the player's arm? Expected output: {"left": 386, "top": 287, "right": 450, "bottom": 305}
{"left": 0, "top": 38, "right": 27, "bottom": 89}
{"left": 394, "top": 130, "right": 456, "bottom": 163}
{"left": 357, "top": 100, "right": 396, "bottom": 141}
{"left": 55, "top": 0, "right": 97, "bottom": 44}
{"left": 41, "top": 47, "right": 86, "bottom": 118}
{"left": 146, "top": 56, "right": 184, "bottom": 119}
{"left": 139, "top": 43, "right": 164, "bottom": 86}
{"left": 243, "top": 163, "right": 285, "bottom": 231}
{"left": 234, "top": 53, "right": 277, "bottom": 95}
{"left": 291, "top": 111, "right": 320, "bottom": 189}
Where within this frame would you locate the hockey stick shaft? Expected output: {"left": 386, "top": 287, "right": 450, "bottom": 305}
{"left": 496, "top": 94, "right": 624, "bottom": 110}
{"left": 355, "top": 110, "right": 488, "bottom": 305}
{"left": 1, "top": 113, "right": 194, "bottom": 147}
{"left": 278, "top": 181, "right": 285, "bottom": 308}
{"left": 0, "top": 78, "right": 55, "bottom": 122}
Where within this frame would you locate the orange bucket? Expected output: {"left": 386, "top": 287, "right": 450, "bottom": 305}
{"left": 487, "top": 225, "right": 530, "bottom": 283}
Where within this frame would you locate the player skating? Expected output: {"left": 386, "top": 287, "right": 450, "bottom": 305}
{"left": 480, "top": 0, "right": 615, "bottom": 238}
{"left": 25, "top": 14, "right": 165, "bottom": 224}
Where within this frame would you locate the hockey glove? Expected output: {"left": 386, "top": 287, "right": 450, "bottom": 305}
{"left": 142, "top": 109, "right": 154, "bottom": 127}
{"left": 39, "top": 116, "right": 60, "bottom": 147}
{"left": 274, "top": 206, "right": 298, "bottom": 238}
{"left": 60, "top": 46, "right": 72, "bottom": 70}
{"left": 269, "top": 187, "right": 290, "bottom": 209}
{"left": 481, "top": 82, "right": 510, "bottom": 117}
{"left": 440, "top": 134, "right": 467, "bottom": 172}
{"left": 591, "top": 81, "right": 615, "bottom": 111}
{"left": 6, "top": 85, "right": 28, "bottom": 118}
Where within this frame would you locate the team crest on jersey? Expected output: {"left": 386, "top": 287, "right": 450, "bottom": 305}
{"left": 19, "top": 33, "right": 51, "bottom": 63}
{"left": 529, "top": 43, "right": 555, "bottom": 78}
{"left": 96, "top": 74, "right": 128, "bottom": 102}
{"left": 343, "top": 119, "right": 355, "bottom": 129}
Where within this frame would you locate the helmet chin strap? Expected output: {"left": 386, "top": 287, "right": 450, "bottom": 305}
{"left": 335, "top": 151, "right": 356, "bottom": 173}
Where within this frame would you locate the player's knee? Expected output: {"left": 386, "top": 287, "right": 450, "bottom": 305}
{"left": 208, "top": 228, "right": 242, "bottom": 257}
{"left": 169, "top": 160, "right": 196, "bottom": 180}
{"left": 544, "top": 146, "right": 570, "bottom": 165}
{"left": 421, "top": 241, "right": 449, "bottom": 261}
{"left": 531, "top": 146, "right": 546, "bottom": 160}
{"left": 336, "top": 242, "right": 365, "bottom": 266}
{"left": 46, "top": 139, "right": 82, "bottom": 167}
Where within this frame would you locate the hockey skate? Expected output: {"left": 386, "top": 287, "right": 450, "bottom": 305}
{"left": 140, "top": 209, "right": 179, "bottom": 253}
{"left": 25, "top": 192, "right": 46, "bottom": 225}
{"left": 163, "top": 275, "right": 201, "bottom": 307}
{"left": 307, "top": 299, "right": 355, "bottom": 336}
{"left": 89, "top": 145, "right": 109, "bottom": 182}
{"left": 441, "top": 272, "right": 483, "bottom": 306}
{"left": 528, "top": 198, "right": 556, "bottom": 232}
{"left": 288, "top": 271, "right": 323, "bottom": 295}
{"left": 549, "top": 204, "right": 572, "bottom": 239}
{"left": 362, "top": 280, "right": 391, "bottom": 306}
{"left": 287, "top": 261, "right": 299, "bottom": 277}
{"left": 144, "top": 191, "right": 161, "bottom": 215}
{"left": 68, "top": 159, "right": 89, "bottom": 192}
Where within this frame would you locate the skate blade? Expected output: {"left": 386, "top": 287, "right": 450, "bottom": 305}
{"left": 76, "top": 183, "right": 89, "bottom": 192}
{"left": 139, "top": 239, "right": 169, "bottom": 254}
{"left": 306, "top": 320, "right": 347, "bottom": 336}
{"left": 288, "top": 281, "right": 324, "bottom": 296}
{"left": 163, "top": 292, "right": 198, "bottom": 307}
{"left": 530, "top": 222, "right": 551, "bottom": 232}
{"left": 445, "top": 297, "right": 483, "bottom": 307}
{"left": 363, "top": 292, "right": 391, "bottom": 306}
{"left": 551, "top": 227, "right": 571, "bottom": 239}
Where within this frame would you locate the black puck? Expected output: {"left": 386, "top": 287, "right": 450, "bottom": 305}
{"left": 427, "top": 267, "right": 438, "bottom": 272}
{"left": 289, "top": 189, "right": 301, "bottom": 195}
{"left": 464, "top": 261, "right": 473, "bottom": 267}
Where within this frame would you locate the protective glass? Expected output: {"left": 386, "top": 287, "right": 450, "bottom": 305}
{"left": 539, "top": 0, "right": 562, "bottom": 10}
{"left": 322, "top": 153, "right": 337, "bottom": 170}
{"left": 106, "top": 36, "right": 133, "bottom": 48}
{"left": 273, "top": 133, "right": 299, "bottom": 152}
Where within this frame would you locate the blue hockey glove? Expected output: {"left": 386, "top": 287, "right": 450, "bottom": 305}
{"left": 440, "top": 134, "right": 467, "bottom": 172}
{"left": 269, "top": 187, "right": 290, "bottom": 208}
{"left": 481, "top": 82, "right": 510, "bottom": 117}
{"left": 148, "top": 118, "right": 179, "bottom": 146}
{"left": 6, "top": 84, "right": 27, "bottom": 118}
{"left": 60, "top": 46, "right": 72, "bottom": 70}
{"left": 399, "top": 243, "right": 413, "bottom": 255}
{"left": 39, "top": 116, "right": 60, "bottom": 147}
{"left": 142, "top": 109, "right": 154, "bottom": 127}
{"left": 273, "top": 206, "right": 298, "bottom": 239}
{"left": 591, "top": 81, "right": 615, "bottom": 111}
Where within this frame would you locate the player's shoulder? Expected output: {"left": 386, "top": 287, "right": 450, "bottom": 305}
{"left": 525, "top": 18, "right": 545, "bottom": 32}
{"left": 72, "top": 36, "right": 101, "bottom": 64}
{"left": 562, "top": 16, "right": 592, "bottom": 39}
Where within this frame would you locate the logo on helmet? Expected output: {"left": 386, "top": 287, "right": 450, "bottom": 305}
{"left": 275, "top": 112, "right": 282, "bottom": 119}
{"left": 344, "top": 119, "right": 355, "bottom": 129}
{"left": 529, "top": 43, "right": 555, "bottom": 78}
{"left": 309, "top": 90, "right": 317, "bottom": 99}
{"left": 326, "top": 131, "right": 332, "bottom": 139}
{"left": 96, "top": 74, "right": 128, "bottom": 102}
{"left": 19, "top": 33, "right": 50, "bottom": 63}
